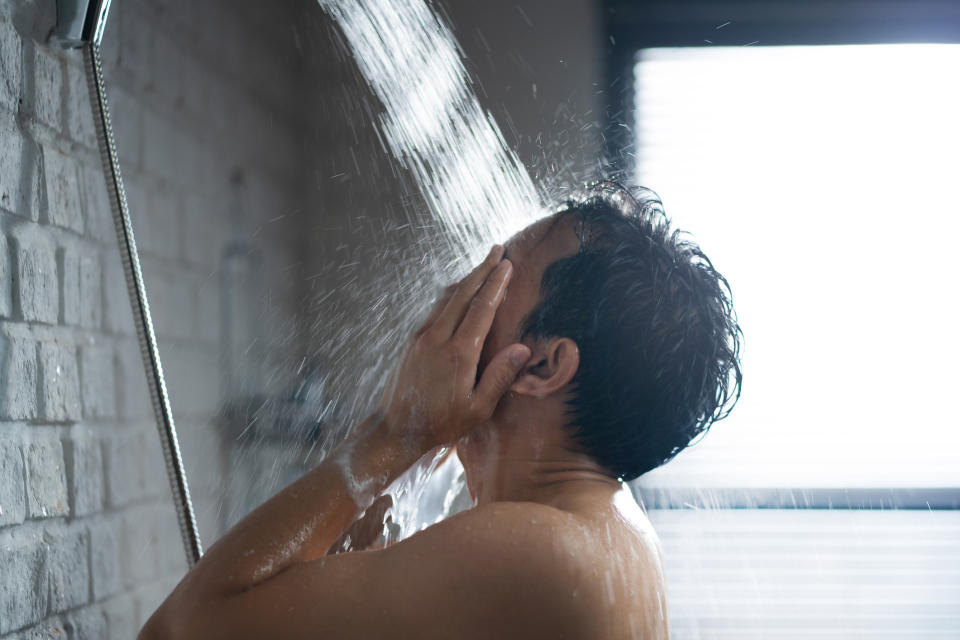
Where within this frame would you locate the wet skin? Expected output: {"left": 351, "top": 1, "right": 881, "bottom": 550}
{"left": 140, "top": 215, "right": 669, "bottom": 640}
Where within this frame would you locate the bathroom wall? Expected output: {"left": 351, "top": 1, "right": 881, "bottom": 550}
{"left": 448, "top": 0, "right": 606, "bottom": 185}
{"left": 1, "top": 0, "right": 604, "bottom": 637}
{"left": 0, "top": 0, "right": 312, "bottom": 637}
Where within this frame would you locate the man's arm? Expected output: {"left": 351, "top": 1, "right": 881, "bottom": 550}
{"left": 149, "top": 500, "right": 590, "bottom": 640}
{"left": 139, "top": 415, "right": 422, "bottom": 637}
{"left": 140, "top": 246, "right": 535, "bottom": 639}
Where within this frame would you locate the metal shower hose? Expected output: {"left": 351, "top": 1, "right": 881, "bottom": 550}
{"left": 83, "top": 39, "right": 203, "bottom": 566}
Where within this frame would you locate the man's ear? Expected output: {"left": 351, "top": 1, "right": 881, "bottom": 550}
{"left": 510, "top": 337, "right": 579, "bottom": 398}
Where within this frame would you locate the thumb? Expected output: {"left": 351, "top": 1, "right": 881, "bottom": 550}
{"left": 473, "top": 344, "right": 532, "bottom": 415}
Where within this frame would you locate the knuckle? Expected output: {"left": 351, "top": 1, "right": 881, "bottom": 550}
{"left": 447, "top": 338, "right": 469, "bottom": 357}
{"left": 470, "top": 294, "right": 496, "bottom": 310}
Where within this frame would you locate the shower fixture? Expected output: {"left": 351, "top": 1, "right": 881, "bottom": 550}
{"left": 53, "top": 0, "right": 202, "bottom": 566}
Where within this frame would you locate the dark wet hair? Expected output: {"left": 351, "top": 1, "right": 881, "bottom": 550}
{"left": 521, "top": 180, "right": 742, "bottom": 481}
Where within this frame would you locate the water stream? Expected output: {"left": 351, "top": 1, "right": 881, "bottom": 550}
{"left": 312, "top": 0, "right": 547, "bottom": 541}
{"left": 317, "top": 0, "right": 542, "bottom": 260}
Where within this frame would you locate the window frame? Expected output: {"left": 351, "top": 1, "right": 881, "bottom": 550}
{"left": 605, "top": 0, "right": 960, "bottom": 509}
{"left": 631, "top": 486, "right": 960, "bottom": 510}
{"left": 601, "top": 0, "right": 960, "bottom": 175}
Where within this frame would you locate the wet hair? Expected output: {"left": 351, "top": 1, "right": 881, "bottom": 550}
{"left": 521, "top": 180, "right": 742, "bottom": 481}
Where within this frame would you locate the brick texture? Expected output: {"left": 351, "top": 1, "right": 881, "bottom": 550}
{"left": 0, "top": 118, "right": 41, "bottom": 220}
{"left": 25, "top": 437, "right": 68, "bottom": 518}
{"left": 46, "top": 527, "right": 90, "bottom": 613}
{"left": 78, "top": 253, "right": 101, "bottom": 329}
{"left": 0, "top": 20, "right": 20, "bottom": 113}
{"left": 37, "top": 340, "right": 81, "bottom": 422}
{"left": 64, "top": 432, "right": 104, "bottom": 516}
{"left": 0, "top": 436, "right": 25, "bottom": 526}
{"left": 64, "top": 606, "right": 108, "bottom": 640}
{"left": 0, "top": 0, "right": 378, "bottom": 636}
{"left": 0, "top": 532, "right": 47, "bottom": 634}
{"left": 12, "top": 225, "right": 58, "bottom": 323}
{"left": 41, "top": 145, "right": 84, "bottom": 233}
{"left": 2, "top": 0, "right": 323, "bottom": 636}
{"left": 88, "top": 519, "right": 122, "bottom": 602}
{"left": 0, "top": 233, "right": 11, "bottom": 317}
{"left": 79, "top": 342, "right": 114, "bottom": 419}
{"left": 28, "top": 45, "right": 62, "bottom": 132}
{"left": 0, "top": 330, "right": 37, "bottom": 420}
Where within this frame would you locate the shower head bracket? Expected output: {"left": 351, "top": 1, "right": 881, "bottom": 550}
{"left": 53, "top": 0, "right": 112, "bottom": 48}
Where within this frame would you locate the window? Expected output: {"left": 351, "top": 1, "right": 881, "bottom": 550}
{"left": 632, "top": 45, "right": 960, "bottom": 491}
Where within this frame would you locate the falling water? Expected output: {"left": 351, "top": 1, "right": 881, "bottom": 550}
{"left": 317, "top": 0, "right": 543, "bottom": 261}
{"left": 303, "top": 0, "right": 546, "bottom": 541}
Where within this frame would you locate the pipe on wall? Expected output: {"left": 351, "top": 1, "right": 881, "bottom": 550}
{"left": 54, "top": 0, "right": 203, "bottom": 567}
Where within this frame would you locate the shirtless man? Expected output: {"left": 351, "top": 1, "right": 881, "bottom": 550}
{"left": 140, "top": 181, "right": 742, "bottom": 639}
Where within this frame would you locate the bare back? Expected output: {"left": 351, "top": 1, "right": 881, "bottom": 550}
{"left": 216, "top": 485, "right": 671, "bottom": 640}
{"left": 510, "top": 486, "right": 670, "bottom": 640}
{"left": 374, "top": 485, "right": 670, "bottom": 640}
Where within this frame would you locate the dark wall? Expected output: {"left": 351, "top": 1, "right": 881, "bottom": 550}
{"left": 446, "top": 0, "right": 606, "bottom": 188}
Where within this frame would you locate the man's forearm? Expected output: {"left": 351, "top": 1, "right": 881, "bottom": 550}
{"left": 152, "top": 414, "right": 424, "bottom": 618}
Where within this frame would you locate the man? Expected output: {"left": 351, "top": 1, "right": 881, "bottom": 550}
{"left": 141, "top": 181, "right": 742, "bottom": 639}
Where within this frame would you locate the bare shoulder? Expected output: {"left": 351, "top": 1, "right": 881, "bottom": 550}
{"left": 394, "top": 500, "right": 602, "bottom": 636}
{"left": 420, "top": 497, "right": 664, "bottom": 575}
{"left": 431, "top": 499, "right": 593, "bottom": 540}
{"left": 409, "top": 498, "right": 669, "bottom": 640}
{"left": 413, "top": 500, "right": 598, "bottom": 569}
{"left": 402, "top": 499, "right": 655, "bottom": 614}
{"left": 397, "top": 500, "right": 592, "bottom": 579}
{"left": 228, "top": 497, "right": 666, "bottom": 640}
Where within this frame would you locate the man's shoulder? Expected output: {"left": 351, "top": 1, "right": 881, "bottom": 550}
{"left": 408, "top": 501, "right": 600, "bottom": 588}
{"left": 434, "top": 500, "right": 593, "bottom": 548}
{"left": 408, "top": 502, "right": 597, "bottom": 627}
{"left": 364, "top": 500, "right": 657, "bottom": 638}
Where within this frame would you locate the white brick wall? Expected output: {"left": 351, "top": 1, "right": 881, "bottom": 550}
{"left": 2, "top": 0, "right": 604, "bottom": 636}
{"left": 1, "top": 0, "right": 313, "bottom": 637}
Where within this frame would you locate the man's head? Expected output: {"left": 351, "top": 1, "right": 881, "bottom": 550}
{"left": 473, "top": 181, "right": 742, "bottom": 482}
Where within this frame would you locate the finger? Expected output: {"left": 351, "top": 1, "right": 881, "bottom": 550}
{"left": 430, "top": 245, "right": 504, "bottom": 339}
{"left": 453, "top": 258, "right": 512, "bottom": 347}
{"left": 472, "top": 344, "right": 531, "bottom": 416}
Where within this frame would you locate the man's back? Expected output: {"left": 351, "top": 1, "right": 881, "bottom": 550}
{"left": 360, "top": 485, "right": 668, "bottom": 640}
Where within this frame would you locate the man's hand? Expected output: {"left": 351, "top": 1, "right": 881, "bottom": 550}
{"left": 378, "top": 245, "right": 532, "bottom": 451}
{"left": 140, "top": 247, "right": 548, "bottom": 640}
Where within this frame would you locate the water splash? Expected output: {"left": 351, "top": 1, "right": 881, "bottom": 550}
{"left": 317, "top": 0, "right": 542, "bottom": 261}
{"left": 307, "top": 0, "right": 546, "bottom": 540}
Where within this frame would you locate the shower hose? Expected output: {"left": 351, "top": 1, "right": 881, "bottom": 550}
{"left": 81, "top": 33, "right": 203, "bottom": 565}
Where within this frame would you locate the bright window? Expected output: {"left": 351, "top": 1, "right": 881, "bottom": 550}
{"left": 633, "top": 44, "right": 960, "bottom": 489}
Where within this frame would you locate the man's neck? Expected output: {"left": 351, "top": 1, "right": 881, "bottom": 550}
{"left": 461, "top": 413, "right": 621, "bottom": 508}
